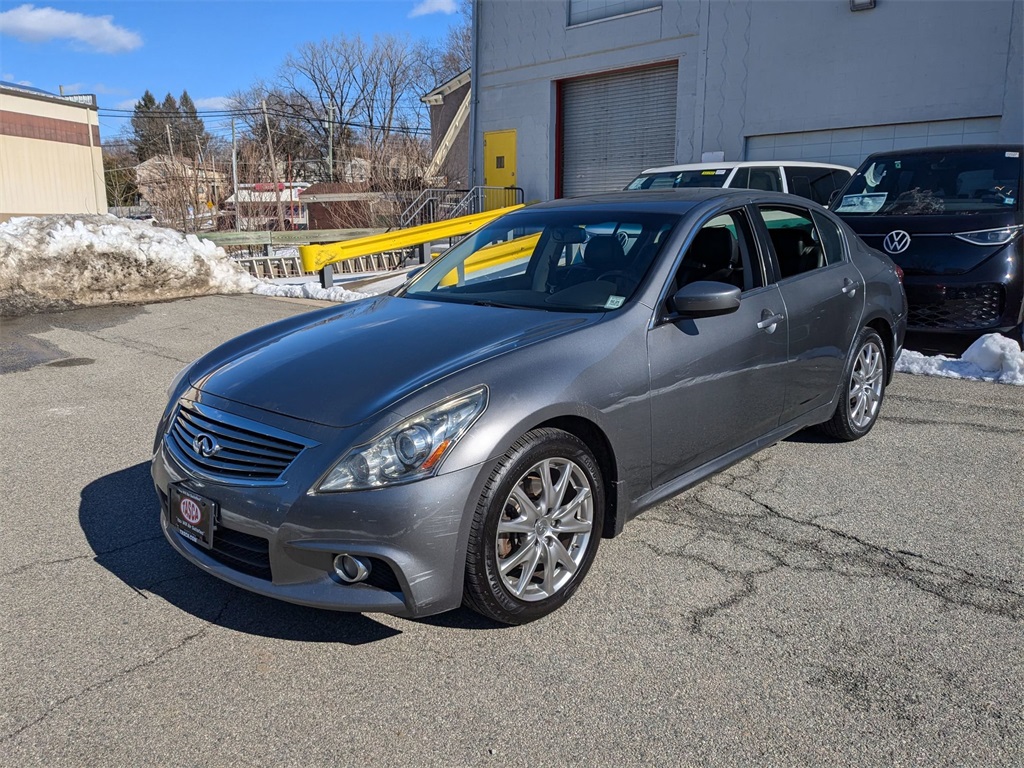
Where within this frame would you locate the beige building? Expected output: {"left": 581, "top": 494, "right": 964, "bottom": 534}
{"left": 0, "top": 83, "right": 107, "bottom": 222}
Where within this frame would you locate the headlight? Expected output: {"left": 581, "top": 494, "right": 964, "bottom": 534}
{"left": 954, "top": 225, "right": 1022, "bottom": 246}
{"left": 317, "top": 386, "right": 488, "bottom": 492}
{"left": 166, "top": 362, "right": 194, "bottom": 399}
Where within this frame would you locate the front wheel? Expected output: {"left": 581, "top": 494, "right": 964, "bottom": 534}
{"left": 463, "top": 428, "right": 604, "bottom": 624}
{"left": 819, "top": 327, "right": 887, "bottom": 441}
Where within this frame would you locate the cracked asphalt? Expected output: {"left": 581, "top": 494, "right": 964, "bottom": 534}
{"left": 1, "top": 294, "right": 1021, "bottom": 766}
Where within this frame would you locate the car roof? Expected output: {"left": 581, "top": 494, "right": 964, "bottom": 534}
{"left": 637, "top": 160, "right": 854, "bottom": 174}
{"left": 523, "top": 188, "right": 823, "bottom": 214}
{"left": 859, "top": 144, "right": 1023, "bottom": 160}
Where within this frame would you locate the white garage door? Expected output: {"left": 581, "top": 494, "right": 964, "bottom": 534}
{"left": 746, "top": 117, "right": 1002, "bottom": 169}
{"left": 560, "top": 63, "right": 678, "bottom": 197}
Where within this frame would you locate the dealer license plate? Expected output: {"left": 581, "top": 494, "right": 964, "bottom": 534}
{"left": 170, "top": 485, "right": 216, "bottom": 549}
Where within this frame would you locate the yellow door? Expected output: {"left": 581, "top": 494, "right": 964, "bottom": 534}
{"left": 483, "top": 129, "right": 517, "bottom": 210}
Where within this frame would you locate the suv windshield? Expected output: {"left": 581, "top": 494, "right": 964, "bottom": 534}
{"left": 400, "top": 209, "right": 680, "bottom": 312}
{"left": 833, "top": 148, "right": 1021, "bottom": 216}
{"left": 626, "top": 169, "right": 729, "bottom": 190}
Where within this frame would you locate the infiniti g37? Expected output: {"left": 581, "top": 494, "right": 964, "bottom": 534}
{"left": 152, "top": 189, "right": 907, "bottom": 624}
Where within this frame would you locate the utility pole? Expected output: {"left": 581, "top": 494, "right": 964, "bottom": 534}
{"left": 262, "top": 99, "right": 285, "bottom": 230}
{"left": 328, "top": 105, "right": 334, "bottom": 183}
{"left": 231, "top": 118, "right": 241, "bottom": 231}
{"left": 166, "top": 124, "right": 186, "bottom": 231}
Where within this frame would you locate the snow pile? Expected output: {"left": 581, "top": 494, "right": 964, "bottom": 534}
{"left": 0, "top": 215, "right": 258, "bottom": 317}
{"left": 897, "top": 334, "right": 1024, "bottom": 386}
{"left": 253, "top": 281, "right": 371, "bottom": 302}
{"left": 252, "top": 269, "right": 413, "bottom": 302}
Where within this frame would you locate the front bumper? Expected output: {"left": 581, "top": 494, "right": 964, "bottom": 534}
{"left": 151, "top": 429, "right": 490, "bottom": 619}
{"left": 902, "top": 251, "right": 1023, "bottom": 337}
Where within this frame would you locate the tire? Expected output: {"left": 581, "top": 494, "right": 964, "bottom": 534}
{"left": 819, "top": 327, "right": 887, "bottom": 442}
{"left": 463, "top": 428, "right": 605, "bottom": 625}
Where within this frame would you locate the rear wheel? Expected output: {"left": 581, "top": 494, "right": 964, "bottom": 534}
{"left": 463, "top": 428, "right": 604, "bottom": 624}
{"left": 819, "top": 327, "right": 887, "bottom": 441}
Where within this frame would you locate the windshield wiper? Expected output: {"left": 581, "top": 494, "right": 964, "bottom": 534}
{"left": 472, "top": 299, "right": 528, "bottom": 309}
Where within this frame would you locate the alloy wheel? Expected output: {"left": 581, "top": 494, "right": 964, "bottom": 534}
{"left": 494, "top": 457, "right": 594, "bottom": 602}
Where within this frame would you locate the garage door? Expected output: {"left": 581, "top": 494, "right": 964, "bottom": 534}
{"left": 746, "top": 117, "right": 1002, "bottom": 169}
{"left": 560, "top": 63, "right": 678, "bottom": 197}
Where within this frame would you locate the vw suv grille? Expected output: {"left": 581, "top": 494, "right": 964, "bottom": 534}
{"left": 166, "top": 401, "right": 310, "bottom": 483}
{"left": 908, "top": 283, "right": 1004, "bottom": 330}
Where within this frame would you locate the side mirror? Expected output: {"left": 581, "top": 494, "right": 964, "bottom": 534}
{"left": 669, "top": 281, "right": 741, "bottom": 318}
{"left": 828, "top": 189, "right": 841, "bottom": 206}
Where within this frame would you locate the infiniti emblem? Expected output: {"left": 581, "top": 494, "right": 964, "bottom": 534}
{"left": 883, "top": 230, "right": 912, "bottom": 255}
{"left": 192, "top": 433, "right": 221, "bottom": 458}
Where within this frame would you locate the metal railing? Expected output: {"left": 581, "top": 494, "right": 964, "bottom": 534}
{"left": 234, "top": 251, "right": 407, "bottom": 280}
{"left": 399, "top": 186, "right": 524, "bottom": 228}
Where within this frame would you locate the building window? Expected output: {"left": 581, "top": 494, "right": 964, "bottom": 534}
{"left": 568, "top": 0, "right": 660, "bottom": 26}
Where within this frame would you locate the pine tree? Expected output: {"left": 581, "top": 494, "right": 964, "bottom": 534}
{"left": 129, "top": 90, "right": 164, "bottom": 161}
{"left": 178, "top": 90, "right": 211, "bottom": 159}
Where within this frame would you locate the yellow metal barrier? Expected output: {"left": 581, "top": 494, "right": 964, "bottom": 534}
{"left": 439, "top": 232, "right": 541, "bottom": 286}
{"left": 299, "top": 204, "right": 525, "bottom": 273}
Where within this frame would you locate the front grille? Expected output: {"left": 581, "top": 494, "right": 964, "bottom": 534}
{"left": 166, "top": 401, "right": 309, "bottom": 483}
{"left": 907, "top": 283, "right": 1005, "bottom": 330}
{"left": 207, "top": 526, "right": 272, "bottom": 580}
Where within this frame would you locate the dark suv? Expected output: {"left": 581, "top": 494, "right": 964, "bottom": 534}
{"left": 831, "top": 145, "right": 1022, "bottom": 343}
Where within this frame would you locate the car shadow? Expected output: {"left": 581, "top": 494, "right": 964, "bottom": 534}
{"left": 79, "top": 463, "right": 402, "bottom": 644}
{"left": 784, "top": 429, "right": 834, "bottom": 444}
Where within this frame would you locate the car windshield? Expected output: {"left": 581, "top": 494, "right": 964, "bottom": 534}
{"left": 400, "top": 209, "right": 680, "bottom": 312}
{"left": 626, "top": 169, "right": 730, "bottom": 190}
{"left": 833, "top": 148, "right": 1021, "bottom": 215}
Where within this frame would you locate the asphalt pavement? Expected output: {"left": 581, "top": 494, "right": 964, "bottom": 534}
{"left": 1, "top": 295, "right": 1021, "bottom": 766}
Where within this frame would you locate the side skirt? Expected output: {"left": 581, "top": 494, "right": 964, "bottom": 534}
{"left": 625, "top": 400, "right": 836, "bottom": 524}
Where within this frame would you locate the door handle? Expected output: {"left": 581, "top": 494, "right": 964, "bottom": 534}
{"left": 842, "top": 278, "right": 861, "bottom": 297}
{"left": 757, "top": 311, "right": 785, "bottom": 330}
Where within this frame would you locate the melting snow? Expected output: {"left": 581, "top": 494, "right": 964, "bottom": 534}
{"left": 0, "top": 214, "right": 258, "bottom": 317}
{"left": 896, "top": 334, "right": 1024, "bottom": 386}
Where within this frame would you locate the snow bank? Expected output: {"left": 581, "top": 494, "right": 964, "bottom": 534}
{"left": 896, "top": 334, "right": 1024, "bottom": 386}
{"left": 252, "top": 270, "right": 412, "bottom": 302}
{"left": 0, "top": 215, "right": 258, "bottom": 317}
{"left": 253, "top": 281, "right": 371, "bottom": 302}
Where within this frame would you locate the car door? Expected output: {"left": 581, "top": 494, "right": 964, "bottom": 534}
{"left": 647, "top": 207, "right": 789, "bottom": 487}
{"left": 755, "top": 204, "right": 864, "bottom": 424}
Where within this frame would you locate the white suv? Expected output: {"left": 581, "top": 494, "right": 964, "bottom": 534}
{"left": 626, "top": 161, "right": 854, "bottom": 206}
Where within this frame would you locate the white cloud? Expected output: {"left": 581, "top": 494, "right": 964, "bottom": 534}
{"left": 194, "top": 96, "right": 232, "bottom": 110}
{"left": 2, "top": 73, "right": 33, "bottom": 86}
{"left": 409, "top": 0, "right": 457, "bottom": 18}
{"left": 114, "top": 98, "right": 138, "bottom": 110}
{"left": 60, "top": 82, "right": 126, "bottom": 96}
{"left": 0, "top": 4, "right": 142, "bottom": 54}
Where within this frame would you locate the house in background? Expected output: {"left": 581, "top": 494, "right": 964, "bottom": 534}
{"left": 135, "top": 154, "right": 227, "bottom": 230}
{"left": 224, "top": 182, "right": 310, "bottom": 230}
{"left": 0, "top": 82, "right": 106, "bottom": 222}
{"left": 421, "top": 69, "right": 471, "bottom": 188}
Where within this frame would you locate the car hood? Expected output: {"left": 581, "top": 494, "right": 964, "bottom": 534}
{"left": 191, "top": 295, "right": 597, "bottom": 427}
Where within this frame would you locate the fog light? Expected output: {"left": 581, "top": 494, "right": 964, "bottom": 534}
{"left": 333, "top": 554, "right": 371, "bottom": 583}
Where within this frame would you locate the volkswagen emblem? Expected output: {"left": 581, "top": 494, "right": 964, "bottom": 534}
{"left": 883, "top": 230, "right": 912, "bottom": 255}
{"left": 192, "top": 433, "right": 221, "bottom": 458}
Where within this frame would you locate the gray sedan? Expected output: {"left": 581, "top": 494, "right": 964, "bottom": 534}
{"left": 152, "top": 189, "right": 907, "bottom": 625}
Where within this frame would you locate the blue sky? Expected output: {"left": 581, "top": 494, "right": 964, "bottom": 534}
{"left": 0, "top": 0, "right": 463, "bottom": 141}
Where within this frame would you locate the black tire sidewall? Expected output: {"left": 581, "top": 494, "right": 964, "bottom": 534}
{"left": 464, "top": 428, "right": 605, "bottom": 624}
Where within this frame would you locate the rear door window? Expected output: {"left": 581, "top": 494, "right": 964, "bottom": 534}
{"left": 758, "top": 205, "right": 827, "bottom": 279}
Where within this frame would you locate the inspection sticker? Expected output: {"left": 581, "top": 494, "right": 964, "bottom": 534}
{"left": 605, "top": 296, "right": 625, "bottom": 309}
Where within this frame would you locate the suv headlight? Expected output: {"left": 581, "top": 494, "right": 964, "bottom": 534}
{"left": 317, "top": 386, "right": 488, "bottom": 492}
{"left": 954, "top": 225, "right": 1022, "bottom": 246}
